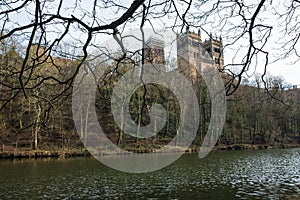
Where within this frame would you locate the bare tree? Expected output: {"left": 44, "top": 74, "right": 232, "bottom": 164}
{"left": 0, "top": 0, "right": 298, "bottom": 102}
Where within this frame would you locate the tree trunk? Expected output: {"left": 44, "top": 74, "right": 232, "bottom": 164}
{"left": 136, "top": 94, "right": 142, "bottom": 143}
{"left": 34, "top": 103, "right": 41, "bottom": 150}
{"left": 117, "top": 105, "right": 124, "bottom": 146}
{"left": 84, "top": 88, "right": 91, "bottom": 146}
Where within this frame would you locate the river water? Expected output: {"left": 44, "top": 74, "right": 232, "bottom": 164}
{"left": 0, "top": 148, "right": 299, "bottom": 199}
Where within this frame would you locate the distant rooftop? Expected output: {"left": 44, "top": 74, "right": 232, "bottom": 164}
{"left": 145, "top": 36, "right": 165, "bottom": 48}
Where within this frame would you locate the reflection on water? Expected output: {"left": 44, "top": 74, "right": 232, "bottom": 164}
{"left": 0, "top": 148, "right": 299, "bottom": 199}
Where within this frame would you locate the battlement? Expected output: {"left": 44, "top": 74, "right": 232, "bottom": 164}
{"left": 145, "top": 36, "right": 165, "bottom": 48}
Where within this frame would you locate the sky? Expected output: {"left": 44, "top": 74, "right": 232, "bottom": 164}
{"left": 267, "top": 60, "right": 299, "bottom": 86}
{"left": 223, "top": 38, "right": 300, "bottom": 86}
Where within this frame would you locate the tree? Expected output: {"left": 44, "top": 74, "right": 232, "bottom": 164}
{"left": 1, "top": 0, "right": 300, "bottom": 151}
{"left": 0, "top": 36, "right": 78, "bottom": 150}
{"left": 0, "top": 0, "right": 299, "bottom": 103}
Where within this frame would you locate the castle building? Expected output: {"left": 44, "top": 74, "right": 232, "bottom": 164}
{"left": 143, "top": 37, "right": 165, "bottom": 65}
{"left": 177, "top": 27, "right": 202, "bottom": 83}
{"left": 177, "top": 27, "right": 224, "bottom": 83}
{"left": 142, "top": 28, "right": 224, "bottom": 83}
{"left": 202, "top": 34, "right": 224, "bottom": 71}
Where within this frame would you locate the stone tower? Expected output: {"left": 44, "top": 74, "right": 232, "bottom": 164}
{"left": 177, "top": 27, "right": 203, "bottom": 83}
{"left": 143, "top": 37, "right": 165, "bottom": 66}
{"left": 177, "top": 28, "right": 224, "bottom": 83}
{"left": 202, "top": 34, "right": 224, "bottom": 71}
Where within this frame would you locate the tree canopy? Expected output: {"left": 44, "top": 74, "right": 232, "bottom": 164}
{"left": 0, "top": 0, "right": 299, "bottom": 151}
{"left": 0, "top": 0, "right": 299, "bottom": 100}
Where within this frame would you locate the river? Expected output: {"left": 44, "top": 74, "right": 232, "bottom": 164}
{"left": 0, "top": 148, "right": 299, "bottom": 199}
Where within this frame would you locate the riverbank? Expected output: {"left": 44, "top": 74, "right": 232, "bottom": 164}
{"left": 213, "top": 143, "right": 300, "bottom": 151}
{"left": 1, "top": 143, "right": 300, "bottom": 159}
{"left": 0, "top": 148, "right": 91, "bottom": 159}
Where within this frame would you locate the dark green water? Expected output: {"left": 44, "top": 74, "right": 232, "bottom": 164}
{"left": 0, "top": 148, "right": 299, "bottom": 200}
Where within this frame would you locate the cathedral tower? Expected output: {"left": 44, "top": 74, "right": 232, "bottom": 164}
{"left": 202, "top": 34, "right": 224, "bottom": 71}
{"left": 177, "top": 27, "right": 203, "bottom": 83}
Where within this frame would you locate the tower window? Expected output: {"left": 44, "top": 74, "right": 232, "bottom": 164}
{"left": 192, "top": 40, "right": 199, "bottom": 47}
{"left": 206, "top": 47, "right": 211, "bottom": 53}
{"left": 215, "top": 58, "right": 220, "bottom": 65}
{"left": 214, "top": 47, "right": 221, "bottom": 53}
